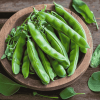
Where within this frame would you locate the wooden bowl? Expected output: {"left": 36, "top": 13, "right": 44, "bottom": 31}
{"left": 0, "top": 4, "right": 93, "bottom": 91}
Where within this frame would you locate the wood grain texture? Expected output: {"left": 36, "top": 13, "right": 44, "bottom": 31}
{"left": 0, "top": 0, "right": 71, "bottom": 12}
{"left": 0, "top": 4, "right": 92, "bottom": 91}
{"left": 0, "top": 0, "right": 100, "bottom": 100}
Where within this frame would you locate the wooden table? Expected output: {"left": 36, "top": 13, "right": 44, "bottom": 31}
{"left": 0, "top": 0, "right": 100, "bottom": 100}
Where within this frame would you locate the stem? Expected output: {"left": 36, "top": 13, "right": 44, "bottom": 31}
{"left": 21, "top": 12, "right": 33, "bottom": 26}
{"left": 37, "top": 94, "right": 59, "bottom": 99}
{"left": 20, "top": 85, "right": 27, "bottom": 88}
{"left": 29, "top": 72, "right": 35, "bottom": 74}
{"left": 76, "top": 93, "right": 85, "bottom": 95}
{"left": 94, "top": 16, "right": 99, "bottom": 30}
{"left": 91, "top": 11, "right": 99, "bottom": 30}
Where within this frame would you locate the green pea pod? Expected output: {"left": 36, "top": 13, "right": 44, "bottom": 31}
{"left": 27, "top": 39, "right": 50, "bottom": 85}
{"left": 58, "top": 32, "right": 70, "bottom": 53}
{"left": 22, "top": 50, "right": 30, "bottom": 78}
{"left": 40, "top": 30, "right": 57, "bottom": 79}
{"left": 37, "top": 47, "right": 55, "bottom": 81}
{"left": 67, "top": 40, "right": 79, "bottom": 76}
{"left": 38, "top": 12, "right": 90, "bottom": 49}
{"left": 12, "top": 34, "right": 26, "bottom": 74}
{"left": 44, "top": 23, "right": 70, "bottom": 68}
{"left": 51, "top": 11, "right": 67, "bottom": 24}
{"left": 40, "top": 31, "right": 65, "bottom": 78}
{"left": 48, "top": 57, "right": 66, "bottom": 78}
{"left": 51, "top": 11, "right": 70, "bottom": 53}
{"left": 28, "top": 21, "right": 69, "bottom": 67}
{"left": 54, "top": 2, "right": 87, "bottom": 53}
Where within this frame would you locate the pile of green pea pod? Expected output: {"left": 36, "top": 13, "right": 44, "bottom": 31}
{"left": 11, "top": 2, "right": 90, "bottom": 85}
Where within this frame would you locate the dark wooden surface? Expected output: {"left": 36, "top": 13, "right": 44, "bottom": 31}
{"left": 0, "top": 0, "right": 100, "bottom": 100}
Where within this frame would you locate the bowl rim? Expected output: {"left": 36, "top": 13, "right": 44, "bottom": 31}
{"left": 0, "top": 4, "right": 93, "bottom": 91}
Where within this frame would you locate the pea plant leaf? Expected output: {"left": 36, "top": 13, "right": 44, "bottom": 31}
{"left": 1, "top": 54, "right": 6, "bottom": 59}
{"left": 60, "top": 87, "right": 85, "bottom": 99}
{"left": 88, "top": 71, "right": 100, "bottom": 92}
{"left": 1, "top": 25, "right": 28, "bottom": 61}
{"left": 0, "top": 73, "right": 23, "bottom": 96}
{"left": 72, "top": 0, "right": 99, "bottom": 29}
{"left": 90, "top": 44, "right": 100, "bottom": 68}
{"left": 91, "top": 71, "right": 100, "bottom": 80}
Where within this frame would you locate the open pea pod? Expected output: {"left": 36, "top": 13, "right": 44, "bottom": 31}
{"left": 38, "top": 12, "right": 90, "bottom": 49}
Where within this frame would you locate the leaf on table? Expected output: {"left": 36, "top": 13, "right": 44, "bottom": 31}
{"left": 33, "top": 92, "right": 38, "bottom": 96}
{"left": 0, "top": 73, "right": 23, "bottom": 96}
{"left": 60, "top": 87, "right": 85, "bottom": 99}
{"left": 88, "top": 71, "right": 100, "bottom": 92}
{"left": 72, "top": 0, "right": 99, "bottom": 29}
{"left": 90, "top": 44, "right": 100, "bottom": 68}
{"left": 91, "top": 71, "right": 100, "bottom": 80}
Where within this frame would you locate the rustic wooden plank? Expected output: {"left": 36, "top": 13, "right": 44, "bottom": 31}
{"left": 0, "top": 19, "right": 7, "bottom": 30}
{"left": 0, "top": 0, "right": 71, "bottom": 12}
{"left": 0, "top": 12, "right": 15, "bottom": 18}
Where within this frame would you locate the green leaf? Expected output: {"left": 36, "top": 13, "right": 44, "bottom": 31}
{"left": 5, "top": 44, "right": 10, "bottom": 55}
{"left": 33, "top": 92, "right": 38, "bottom": 96}
{"left": 91, "top": 71, "right": 100, "bottom": 80}
{"left": 1, "top": 23, "right": 28, "bottom": 61}
{"left": 88, "top": 71, "right": 100, "bottom": 92}
{"left": 5, "top": 35, "right": 11, "bottom": 43}
{"left": 29, "top": 72, "right": 35, "bottom": 74}
{"left": 0, "top": 73, "right": 23, "bottom": 96}
{"left": 41, "top": 5, "right": 47, "bottom": 12}
{"left": 72, "top": 0, "right": 99, "bottom": 29}
{"left": 60, "top": 87, "right": 85, "bottom": 99}
{"left": 10, "top": 28, "right": 16, "bottom": 36}
{"left": 90, "top": 44, "right": 100, "bottom": 68}
{"left": 1, "top": 54, "right": 6, "bottom": 59}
